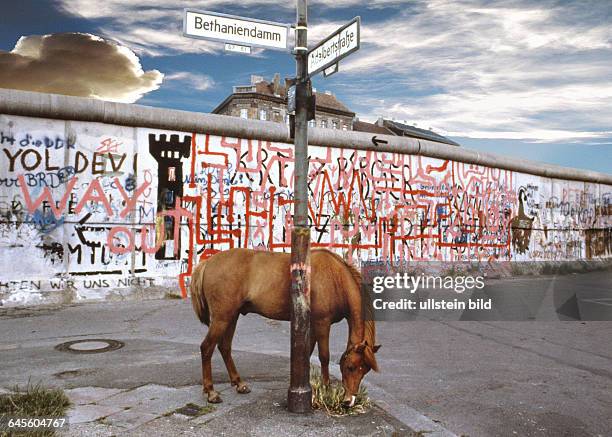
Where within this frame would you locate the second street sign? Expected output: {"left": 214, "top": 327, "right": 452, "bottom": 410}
{"left": 307, "top": 17, "right": 360, "bottom": 77}
{"left": 183, "top": 9, "right": 290, "bottom": 51}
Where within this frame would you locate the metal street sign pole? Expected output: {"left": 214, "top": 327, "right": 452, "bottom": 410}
{"left": 288, "top": 0, "right": 312, "bottom": 414}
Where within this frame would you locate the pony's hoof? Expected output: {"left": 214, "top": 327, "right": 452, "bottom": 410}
{"left": 236, "top": 383, "right": 251, "bottom": 394}
{"left": 206, "top": 391, "right": 223, "bottom": 403}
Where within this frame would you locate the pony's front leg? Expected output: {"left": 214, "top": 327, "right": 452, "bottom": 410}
{"left": 314, "top": 320, "right": 331, "bottom": 385}
{"left": 200, "top": 319, "right": 231, "bottom": 403}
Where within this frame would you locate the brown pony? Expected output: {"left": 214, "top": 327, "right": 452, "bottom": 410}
{"left": 190, "top": 248, "right": 380, "bottom": 406}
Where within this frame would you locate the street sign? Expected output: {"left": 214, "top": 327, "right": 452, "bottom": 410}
{"left": 183, "top": 9, "right": 290, "bottom": 51}
{"left": 225, "top": 43, "right": 251, "bottom": 54}
{"left": 323, "top": 63, "right": 338, "bottom": 77}
{"left": 307, "top": 17, "right": 360, "bottom": 77}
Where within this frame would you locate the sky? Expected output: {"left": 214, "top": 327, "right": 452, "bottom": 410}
{"left": 1, "top": 0, "right": 611, "bottom": 173}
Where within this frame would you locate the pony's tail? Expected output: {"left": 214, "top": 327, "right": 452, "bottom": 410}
{"left": 190, "top": 260, "right": 210, "bottom": 326}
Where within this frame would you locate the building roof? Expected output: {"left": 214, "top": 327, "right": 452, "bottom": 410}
{"left": 254, "top": 80, "right": 353, "bottom": 113}
{"left": 211, "top": 77, "right": 354, "bottom": 116}
{"left": 382, "top": 119, "right": 460, "bottom": 146}
{"left": 313, "top": 91, "right": 353, "bottom": 113}
{"left": 352, "top": 120, "right": 395, "bottom": 135}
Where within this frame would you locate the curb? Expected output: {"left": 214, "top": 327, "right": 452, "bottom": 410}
{"left": 310, "top": 356, "right": 458, "bottom": 437}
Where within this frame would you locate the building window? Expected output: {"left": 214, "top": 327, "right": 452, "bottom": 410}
{"left": 332, "top": 121, "right": 338, "bottom": 129}
{"left": 321, "top": 120, "right": 328, "bottom": 128}
{"left": 260, "top": 109, "right": 267, "bottom": 121}
{"left": 240, "top": 108, "right": 248, "bottom": 119}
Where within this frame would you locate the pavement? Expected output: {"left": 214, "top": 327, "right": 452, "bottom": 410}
{"left": 0, "top": 271, "right": 611, "bottom": 436}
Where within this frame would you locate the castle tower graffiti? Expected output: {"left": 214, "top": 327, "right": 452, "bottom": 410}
{"left": 148, "top": 133, "right": 191, "bottom": 260}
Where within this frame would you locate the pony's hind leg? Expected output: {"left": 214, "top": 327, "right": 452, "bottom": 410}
{"left": 200, "top": 318, "right": 231, "bottom": 403}
{"left": 218, "top": 316, "right": 250, "bottom": 394}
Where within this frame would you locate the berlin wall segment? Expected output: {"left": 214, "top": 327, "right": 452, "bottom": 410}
{"left": 0, "top": 113, "right": 611, "bottom": 306}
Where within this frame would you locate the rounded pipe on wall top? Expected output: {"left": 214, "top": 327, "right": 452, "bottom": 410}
{"left": 1, "top": 89, "right": 611, "bottom": 185}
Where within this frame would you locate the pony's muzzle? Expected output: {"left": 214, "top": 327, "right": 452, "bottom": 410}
{"left": 342, "top": 395, "right": 356, "bottom": 408}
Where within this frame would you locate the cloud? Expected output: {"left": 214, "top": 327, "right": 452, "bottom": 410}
{"left": 55, "top": 0, "right": 401, "bottom": 56}
{"left": 53, "top": 0, "right": 612, "bottom": 143}
{"left": 332, "top": 0, "right": 612, "bottom": 143}
{"left": 55, "top": 0, "right": 401, "bottom": 21}
{"left": 100, "top": 24, "right": 220, "bottom": 57}
{"left": 56, "top": 1, "right": 281, "bottom": 56}
{"left": 0, "top": 33, "right": 163, "bottom": 102}
{"left": 164, "top": 72, "right": 215, "bottom": 91}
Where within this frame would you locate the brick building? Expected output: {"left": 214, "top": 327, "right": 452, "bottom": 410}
{"left": 211, "top": 74, "right": 355, "bottom": 131}
{"left": 212, "top": 74, "right": 459, "bottom": 146}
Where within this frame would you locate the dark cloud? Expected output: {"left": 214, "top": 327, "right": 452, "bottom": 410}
{"left": 0, "top": 32, "right": 163, "bottom": 102}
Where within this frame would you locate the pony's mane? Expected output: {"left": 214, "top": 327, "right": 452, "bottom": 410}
{"left": 364, "top": 319, "right": 376, "bottom": 349}
{"left": 313, "top": 249, "right": 377, "bottom": 348}
{"left": 313, "top": 248, "right": 362, "bottom": 287}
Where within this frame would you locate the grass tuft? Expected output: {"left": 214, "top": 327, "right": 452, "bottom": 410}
{"left": 164, "top": 292, "right": 183, "bottom": 300}
{"left": 0, "top": 382, "right": 71, "bottom": 436}
{"left": 443, "top": 264, "right": 465, "bottom": 277}
{"left": 510, "top": 263, "right": 524, "bottom": 276}
{"left": 170, "top": 402, "right": 215, "bottom": 417}
{"left": 310, "top": 367, "right": 370, "bottom": 417}
{"left": 0, "top": 382, "right": 70, "bottom": 417}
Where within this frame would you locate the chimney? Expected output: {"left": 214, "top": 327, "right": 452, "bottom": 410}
{"left": 272, "top": 73, "right": 280, "bottom": 96}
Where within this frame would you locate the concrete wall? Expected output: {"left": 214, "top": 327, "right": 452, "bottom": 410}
{"left": 1, "top": 91, "right": 611, "bottom": 306}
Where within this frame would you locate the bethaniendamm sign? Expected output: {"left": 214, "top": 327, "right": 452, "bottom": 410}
{"left": 183, "top": 9, "right": 290, "bottom": 51}
{"left": 307, "top": 17, "right": 360, "bottom": 76}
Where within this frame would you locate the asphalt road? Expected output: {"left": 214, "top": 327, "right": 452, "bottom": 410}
{"left": 0, "top": 271, "right": 610, "bottom": 436}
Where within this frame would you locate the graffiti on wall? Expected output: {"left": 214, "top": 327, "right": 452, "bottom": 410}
{"left": 1, "top": 115, "right": 611, "bottom": 304}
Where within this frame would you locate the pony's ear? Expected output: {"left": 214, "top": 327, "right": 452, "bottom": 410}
{"left": 373, "top": 344, "right": 381, "bottom": 353}
{"left": 354, "top": 341, "right": 366, "bottom": 353}
{"left": 364, "top": 346, "right": 379, "bottom": 372}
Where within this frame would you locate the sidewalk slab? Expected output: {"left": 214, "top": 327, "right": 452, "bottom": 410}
{"left": 108, "top": 385, "right": 411, "bottom": 437}
{"left": 64, "top": 387, "right": 123, "bottom": 405}
{"left": 67, "top": 404, "right": 126, "bottom": 424}
{"left": 61, "top": 380, "right": 411, "bottom": 436}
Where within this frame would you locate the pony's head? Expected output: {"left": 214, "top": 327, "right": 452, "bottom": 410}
{"left": 339, "top": 340, "right": 380, "bottom": 407}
